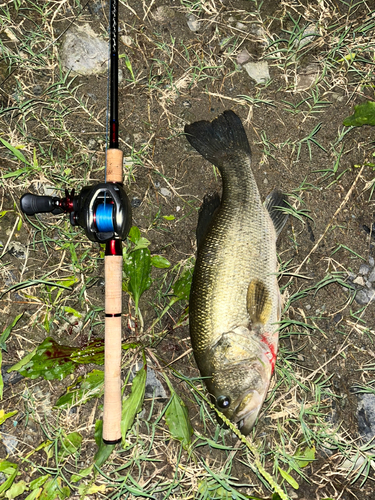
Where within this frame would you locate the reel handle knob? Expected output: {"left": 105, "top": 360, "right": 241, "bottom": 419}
{"left": 20, "top": 193, "right": 63, "bottom": 215}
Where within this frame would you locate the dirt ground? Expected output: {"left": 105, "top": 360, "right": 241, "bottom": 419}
{"left": 1, "top": 0, "right": 375, "bottom": 499}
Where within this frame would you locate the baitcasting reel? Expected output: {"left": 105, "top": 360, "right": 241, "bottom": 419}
{"left": 20, "top": 182, "right": 132, "bottom": 243}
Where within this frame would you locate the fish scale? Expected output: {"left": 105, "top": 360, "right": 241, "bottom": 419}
{"left": 185, "top": 110, "right": 288, "bottom": 434}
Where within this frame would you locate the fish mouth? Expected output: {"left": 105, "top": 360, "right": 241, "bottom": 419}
{"left": 233, "top": 389, "right": 267, "bottom": 435}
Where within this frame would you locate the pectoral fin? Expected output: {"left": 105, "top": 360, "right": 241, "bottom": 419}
{"left": 247, "top": 279, "right": 272, "bottom": 326}
{"left": 264, "top": 190, "right": 289, "bottom": 238}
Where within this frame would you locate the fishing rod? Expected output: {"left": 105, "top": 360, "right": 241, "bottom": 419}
{"left": 19, "top": 0, "right": 131, "bottom": 444}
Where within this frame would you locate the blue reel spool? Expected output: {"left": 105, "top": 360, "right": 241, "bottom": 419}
{"left": 96, "top": 203, "right": 115, "bottom": 232}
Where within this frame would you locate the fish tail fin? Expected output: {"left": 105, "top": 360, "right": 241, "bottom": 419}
{"left": 184, "top": 110, "right": 251, "bottom": 167}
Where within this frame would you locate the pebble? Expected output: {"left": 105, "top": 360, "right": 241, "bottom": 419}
{"left": 369, "top": 257, "right": 375, "bottom": 267}
{"left": 153, "top": 5, "right": 175, "bottom": 23}
{"left": 187, "top": 14, "right": 201, "bottom": 32}
{"left": 359, "top": 264, "right": 370, "bottom": 275}
{"left": 243, "top": 61, "right": 270, "bottom": 84}
{"left": 235, "top": 22, "right": 247, "bottom": 30}
{"left": 61, "top": 24, "right": 108, "bottom": 75}
{"left": 8, "top": 242, "right": 27, "bottom": 260}
{"left": 294, "top": 25, "right": 319, "bottom": 49}
{"left": 368, "top": 269, "right": 375, "bottom": 282}
{"left": 1, "top": 364, "right": 24, "bottom": 387}
{"left": 236, "top": 48, "right": 251, "bottom": 65}
{"left": 295, "top": 63, "right": 319, "bottom": 92}
{"left": 131, "top": 197, "right": 142, "bottom": 208}
{"left": 160, "top": 187, "right": 172, "bottom": 197}
{"left": 130, "top": 363, "right": 168, "bottom": 400}
{"left": 357, "top": 393, "right": 375, "bottom": 443}
{"left": 355, "top": 288, "right": 375, "bottom": 305}
{"left": 1, "top": 434, "right": 18, "bottom": 455}
{"left": 353, "top": 276, "right": 365, "bottom": 286}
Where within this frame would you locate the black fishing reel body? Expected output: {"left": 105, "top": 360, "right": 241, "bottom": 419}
{"left": 20, "top": 182, "right": 132, "bottom": 243}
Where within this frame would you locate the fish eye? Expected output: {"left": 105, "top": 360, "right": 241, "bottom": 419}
{"left": 217, "top": 395, "right": 231, "bottom": 409}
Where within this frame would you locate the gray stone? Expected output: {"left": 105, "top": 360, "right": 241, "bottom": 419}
{"left": 359, "top": 264, "right": 370, "bottom": 275}
{"left": 153, "top": 5, "right": 176, "bottom": 23}
{"left": 8, "top": 241, "right": 27, "bottom": 260}
{"left": 294, "top": 25, "right": 320, "bottom": 49}
{"left": 295, "top": 64, "right": 319, "bottom": 91}
{"left": 357, "top": 393, "right": 375, "bottom": 443}
{"left": 347, "top": 271, "right": 356, "bottom": 281}
{"left": 160, "top": 187, "right": 172, "bottom": 197}
{"left": 355, "top": 289, "right": 370, "bottom": 305}
{"left": 1, "top": 434, "right": 18, "bottom": 455}
{"left": 368, "top": 269, "right": 375, "bottom": 282}
{"left": 236, "top": 48, "right": 251, "bottom": 65}
{"left": 130, "top": 364, "right": 168, "bottom": 400}
{"left": 369, "top": 257, "right": 375, "bottom": 267}
{"left": 61, "top": 24, "right": 108, "bottom": 75}
{"left": 243, "top": 61, "right": 270, "bottom": 84}
{"left": 187, "top": 14, "right": 201, "bottom": 32}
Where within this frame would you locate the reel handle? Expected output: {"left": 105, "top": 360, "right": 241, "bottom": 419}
{"left": 20, "top": 193, "right": 63, "bottom": 215}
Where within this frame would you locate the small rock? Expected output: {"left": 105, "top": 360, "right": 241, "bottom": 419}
{"left": 61, "top": 24, "right": 108, "bottom": 75}
{"left": 347, "top": 271, "right": 356, "bottom": 281}
{"left": 236, "top": 48, "right": 251, "bottom": 65}
{"left": 359, "top": 264, "right": 370, "bottom": 275}
{"left": 355, "top": 288, "right": 375, "bottom": 305}
{"left": 357, "top": 393, "right": 375, "bottom": 443}
{"left": 182, "top": 100, "right": 191, "bottom": 108}
{"left": 153, "top": 5, "right": 176, "bottom": 23}
{"left": 295, "top": 63, "right": 319, "bottom": 91}
{"left": 353, "top": 276, "right": 365, "bottom": 286}
{"left": 235, "top": 22, "right": 247, "bottom": 30}
{"left": 1, "top": 434, "right": 18, "bottom": 455}
{"left": 33, "top": 84, "right": 43, "bottom": 96}
{"left": 369, "top": 256, "right": 375, "bottom": 267}
{"left": 187, "top": 14, "right": 201, "bottom": 32}
{"left": 366, "top": 280, "right": 373, "bottom": 289}
{"left": 131, "top": 197, "right": 142, "bottom": 208}
{"left": 368, "top": 269, "right": 375, "bottom": 282}
{"left": 130, "top": 364, "right": 168, "bottom": 400}
{"left": 294, "top": 25, "right": 319, "bottom": 49}
{"left": 43, "top": 185, "right": 57, "bottom": 196}
{"left": 1, "top": 365, "right": 24, "bottom": 387}
{"left": 120, "top": 35, "right": 132, "bottom": 46}
{"left": 8, "top": 242, "right": 27, "bottom": 260}
{"left": 243, "top": 61, "right": 270, "bottom": 84}
{"left": 160, "top": 187, "right": 172, "bottom": 197}
{"left": 355, "top": 289, "right": 369, "bottom": 305}
{"left": 333, "top": 313, "right": 342, "bottom": 324}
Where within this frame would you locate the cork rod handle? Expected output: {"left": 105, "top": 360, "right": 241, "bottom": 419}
{"left": 103, "top": 148, "right": 123, "bottom": 444}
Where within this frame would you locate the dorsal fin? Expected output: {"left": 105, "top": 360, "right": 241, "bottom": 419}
{"left": 264, "top": 190, "right": 289, "bottom": 238}
{"left": 196, "top": 192, "right": 221, "bottom": 248}
{"left": 247, "top": 279, "right": 272, "bottom": 326}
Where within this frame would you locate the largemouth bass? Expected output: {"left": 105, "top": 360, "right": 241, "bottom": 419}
{"left": 185, "top": 110, "right": 288, "bottom": 434}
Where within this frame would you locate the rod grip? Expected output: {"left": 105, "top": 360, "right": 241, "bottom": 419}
{"left": 106, "top": 148, "right": 123, "bottom": 184}
{"left": 103, "top": 254, "right": 123, "bottom": 444}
